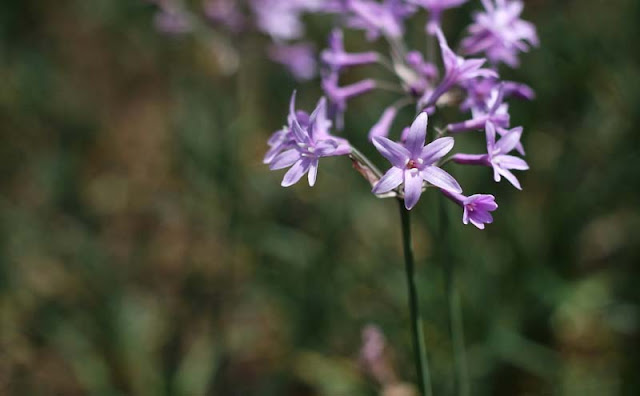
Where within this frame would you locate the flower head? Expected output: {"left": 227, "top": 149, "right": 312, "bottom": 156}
{"left": 461, "top": 0, "right": 539, "bottom": 67}
{"left": 372, "top": 113, "right": 462, "bottom": 209}
{"left": 267, "top": 92, "right": 351, "bottom": 187}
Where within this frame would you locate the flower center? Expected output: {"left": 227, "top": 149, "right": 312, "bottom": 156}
{"left": 406, "top": 159, "right": 422, "bottom": 169}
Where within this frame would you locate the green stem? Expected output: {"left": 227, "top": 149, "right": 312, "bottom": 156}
{"left": 439, "top": 196, "right": 470, "bottom": 396}
{"left": 349, "top": 146, "right": 383, "bottom": 179}
{"left": 398, "top": 201, "right": 433, "bottom": 396}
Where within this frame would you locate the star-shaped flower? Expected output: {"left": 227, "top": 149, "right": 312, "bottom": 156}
{"left": 451, "top": 122, "right": 528, "bottom": 189}
{"left": 268, "top": 92, "right": 351, "bottom": 187}
{"left": 372, "top": 112, "right": 462, "bottom": 209}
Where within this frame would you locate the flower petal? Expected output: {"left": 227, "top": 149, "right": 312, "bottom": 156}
{"left": 420, "top": 137, "right": 454, "bottom": 165}
{"left": 290, "top": 117, "right": 310, "bottom": 144}
{"left": 281, "top": 159, "right": 310, "bottom": 187}
{"left": 308, "top": 97, "right": 327, "bottom": 139}
{"left": 436, "top": 27, "right": 458, "bottom": 72}
{"left": 270, "top": 149, "right": 300, "bottom": 170}
{"left": 485, "top": 121, "right": 496, "bottom": 152}
{"left": 496, "top": 155, "right": 529, "bottom": 170}
{"left": 314, "top": 140, "right": 339, "bottom": 156}
{"left": 496, "top": 167, "right": 522, "bottom": 190}
{"left": 406, "top": 112, "right": 428, "bottom": 157}
{"left": 372, "top": 167, "right": 404, "bottom": 194}
{"left": 403, "top": 170, "right": 423, "bottom": 210}
{"left": 372, "top": 136, "right": 411, "bottom": 168}
{"left": 469, "top": 218, "right": 486, "bottom": 229}
{"left": 307, "top": 158, "right": 318, "bottom": 186}
{"left": 422, "top": 166, "right": 462, "bottom": 193}
{"left": 495, "top": 127, "right": 523, "bottom": 154}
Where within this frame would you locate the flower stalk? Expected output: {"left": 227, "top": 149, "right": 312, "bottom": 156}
{"left": 398, "top": 200, "right": 433, "bottom": 396}
{"left": 439, "top": 195, "right": 470, "bottom": 396}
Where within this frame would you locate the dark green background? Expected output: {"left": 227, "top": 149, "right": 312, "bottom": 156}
{"left": 1, "top": 0, "right": 639, "bottom": 395}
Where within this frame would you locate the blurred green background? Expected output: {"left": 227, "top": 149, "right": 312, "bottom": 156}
{"left": 1, "top": 0, "right": 640, "bottom": 395}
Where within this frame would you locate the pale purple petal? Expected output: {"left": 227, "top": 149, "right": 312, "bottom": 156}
{"left": 496, "top": 167, "right": 522, "bottom": 189}
{"left": 495, "top": 127, "right": 523, "bottom": 154}
{"left": 372, "top": 167, "right": 404, "bottom": 194}
{"left": 264, "top": 144, "right": 284, "bottom": 164}
{"left": 405, "top": 112, "right": 428, "bottom": 157}
{"left": 270, "top": 149, "right": 300, "bottom": 170}
{"left": 281, "top": 158, "right": 311, "bottom": 187}
{"left": 403, "top": 169, "right": 424, "bottom": 210}
{"left": 420, "top": 137, "right": 454, "bottom": 165}
{"left": 372, "top": 136, "right": 411, "bottom": 168}
{"left": 422, "top": 166, "right": 462, "bottom": 193}
{"left": 307, "top": 158, "right": 319, "bottom": 186}
{"left": 485, "top": 121, "right": 496, "bottom": 152}
{"left": 469, "top": 217, "right": 487, "bottom": 229}
{"left": 314, "top": 140, "right": 339, "bottom": 156}
{"left": 436, "top": 27, "right": 458, "bottom": 71}
{"left": 291, "top": 118, "right": 310, "bottom": 144}
{"left": 496, "top": 155, "right": 529, "bottom": 170}
{"left": 288, "top": 90, "right": 298, "bottom": 124}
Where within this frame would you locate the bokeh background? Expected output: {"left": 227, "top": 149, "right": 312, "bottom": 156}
{"left": 1, "top": 0, "right": 640, "bottom": 395}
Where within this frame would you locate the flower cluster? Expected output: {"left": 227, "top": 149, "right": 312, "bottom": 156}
{"left": 147, "top": 0, "right": 340, "bottom": 80}
{"left": 261, "top": 0, "right": 537, "bottom": 229}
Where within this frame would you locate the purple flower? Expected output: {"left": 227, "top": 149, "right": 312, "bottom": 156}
{"left": 460, "top": 77, "right": 534, "bottom": 113}
{"left": 346, "top": 0, "right": 416, "bottom": 41}
{"left": 452, "top": 122, "right": 528, "bottom": 189}
{"left": 447, "top": 84, "right": 509, "bottom": 133}
{"left": 420, "top": 28, "right": 498, "bottom": 110}
{"left": 322, "top": 72, "right": 377, "bottom": 130}
{"left": 268, "top": 92, "right": 351, "bottom": 187}
{"left": 268, "top": 43, "right": 317, "bottom": 81}
{"left": 408, "top": 0, "right": 469, "bottom": 34}
{"left": 442, "top": 190, "right": 498, "bottom": 229}
{"left": 461, "top": 0, "right": 539, "bottom": 67}
{"left": 372, "top": 113, "right": 462, "bottom": 209}
{"left": 321, "top": 29, "right": 380, "bottom": 72}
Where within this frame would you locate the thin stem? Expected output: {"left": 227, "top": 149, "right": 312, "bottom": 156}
{"left": 349, "top": 146, "right": 383, "bottom": 179}
{"left": 374, "top": 80, "right": 406, "bottom": 94}
{"left": 439, "top": 196, "right": 470, "bottom": 396}
{"left": 398, "top": 201, "right": 433, "bottom": 396}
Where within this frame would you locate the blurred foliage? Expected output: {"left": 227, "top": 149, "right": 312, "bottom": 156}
{"left": 1, "top": 0, "right": 640, "bottom": 395}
